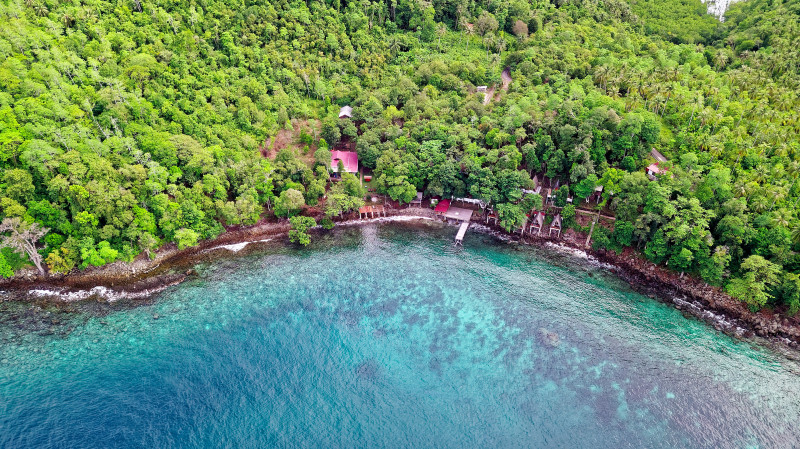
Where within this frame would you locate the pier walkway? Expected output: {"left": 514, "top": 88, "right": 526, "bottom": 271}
{"left": 455, "top": 221, "right": 470, "bottom": 245}
{"left": 434, "top": 200, "right": 474, "bottom": 244}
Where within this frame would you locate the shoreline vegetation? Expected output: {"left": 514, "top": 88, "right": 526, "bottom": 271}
{"left": 0, "top": 0, "right": 799, "bottom": 357}
{"left": 3, "top": 209, "right": 800, "bottom": 356}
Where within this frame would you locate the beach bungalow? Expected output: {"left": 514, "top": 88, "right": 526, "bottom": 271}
{"left": 331, "top": 150, "right": 358, "bottom": 174}
{"left": 338, "top": 105, "right": 353, "bottom": 119}
{"left": 529, "top": 211, "right": 545, "bottom": 235}
{"left": 521, "top": 186, "right": 542, "bottom": 196}
{"left": 359, "top": 205, "right": 386, "bottom": 219}
{"left": 549, "top": 214, "right": 562, "bottom": 238}
{"left": 486, "top": 209, "right": 498, "bottom": 226}
{"left": 410, "top": 192, "right": 423, "bottom": 207}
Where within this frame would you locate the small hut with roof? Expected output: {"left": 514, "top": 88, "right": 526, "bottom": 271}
{"left": 338, "top": 106, "right": 353, "bottom": 119}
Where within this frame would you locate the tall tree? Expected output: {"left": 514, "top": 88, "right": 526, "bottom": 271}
{"left": 0, "top": 218, "right": 49, "bottom": 275}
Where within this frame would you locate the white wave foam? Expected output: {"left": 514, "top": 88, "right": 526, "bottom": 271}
{"left": 673, "top": 296, "right": 747, "bottom": 335}
{"left": 544, "top": 242, "right": 617, "bottom": 270}
{"left": 27, "top": 280, "right": 182, "bottom": 303}
{"left": 544, "top": 241, "right": 589, "bottom": 259}
{"left": 467, "top": 223, "right": 513, "bottom": 242}
{"left": 206, "top": 238, "right": 272, "bottom": 253}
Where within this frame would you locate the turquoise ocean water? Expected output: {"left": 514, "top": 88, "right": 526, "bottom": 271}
{"left": 1, "top": 222, "right": 799, "bottom": 448}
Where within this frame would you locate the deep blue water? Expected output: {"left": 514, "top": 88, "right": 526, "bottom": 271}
{"left": 1, "top": 222, "right": 799, "bottom": 448}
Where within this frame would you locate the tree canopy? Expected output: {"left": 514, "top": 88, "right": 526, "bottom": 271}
{"left": 0, "top": 0, "right": 798, "bottom": 315}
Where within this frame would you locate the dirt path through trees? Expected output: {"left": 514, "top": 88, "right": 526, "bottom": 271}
{"left": 483, "top": 86, "right": 495, "bottom": 104}
{"left": 501, "top": 67, "right": 512, "bottom": 90}
{"left": 483, "top": 67, "right": 512, "bottom": 104}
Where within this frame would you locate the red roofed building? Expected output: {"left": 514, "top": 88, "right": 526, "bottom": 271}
{"left": 646, "top": 162, "right": 668, "bottom": 180}
{"left": 331, "top": 150, "right": 358, "bottom": 173}
{"left": 434, "top": 199, "right": 451, "bottom": 215}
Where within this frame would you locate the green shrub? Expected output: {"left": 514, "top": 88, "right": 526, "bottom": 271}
{"left": 175, "top": 228, "right": 200, "bottom": 250}
{"left": 289, "top": 216, "right": 317, "bottom": 246}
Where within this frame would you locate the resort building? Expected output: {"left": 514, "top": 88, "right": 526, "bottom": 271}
{"left": 434, "top": 199, "right": 451, "bottom": 216}
{"left": 650, "top": 148, "right": 668, "bottom": 162}
{"left": 646, "top": 162, "right": 665, "bottom": 180}
{"left": 331, "top": 150, "right": 358, "bottom": 174}
{"left": 647, "top": 148, "right": 670, "bottom": 180}
{"left": 587, "top": 185, "right": 603, "bottom": 203}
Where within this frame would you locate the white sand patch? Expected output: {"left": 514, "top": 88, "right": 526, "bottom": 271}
{"left": 335, "top": 215, "right": 436, "bottom": 227}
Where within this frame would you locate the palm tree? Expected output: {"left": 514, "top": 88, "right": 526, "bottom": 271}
{"left": 461, "top": 18, "right": 474, "bottom": 51}
{"left": 688, "top": 93, "right": 703, "bottom": 125}
{"left": 733, "top": 146, "right": 747, "bottom": 165}
{"left": 495, "top": 35, "right": 506, "bottom": 53}
{"left": 594, "top": 65, "right": 611, "bottom": 93}
{"left": 61, "top": 11, "right": 74, "bottom": 27}
{"left": 753, "top": 165, "right": 770, "bottom": 184}
{"left": 708, "top": 140, "right": 724, "bottom": 162}
{"left": 770, "top": 208, "right": 792, "bottom": 228}
{"left": 714, "top": 50, "right": 729, "bottom": 70}
{"left": 750, "top": 195, "right": 770, "bottom": 213}
{"left": 785, "top": 161, "right": 800, "bottom": 204}
{"left": 768, "top": 186, "right": 788, "bottom": 211}
{"left": 436, "top": 23, "right": 447, "bottom": 51}
{"left": 387, "top": 35, "right": 401, "bottom": 57}
{"left": 660, "top": 82, "right": 674, "bottom": 117}
{"left": 483, "top": 33, "right": 495, "bottom": 60}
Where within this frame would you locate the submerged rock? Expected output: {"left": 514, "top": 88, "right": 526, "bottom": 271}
{"left": 537, "top": 328, "right": 561, "bottom": 348}
{"left": 356, "top": 359, "right": 380, "bottom": 381}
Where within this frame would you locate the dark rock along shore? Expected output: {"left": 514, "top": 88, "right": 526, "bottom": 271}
{"left": 2, "top": 206, "right": 800, "bottom": 356}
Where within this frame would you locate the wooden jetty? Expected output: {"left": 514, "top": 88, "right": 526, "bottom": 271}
{"left": 435, "top": 200, "right": 474, "bottom": 244}
{"left": 455, "top": 221, "right": 469, "bottom": 245}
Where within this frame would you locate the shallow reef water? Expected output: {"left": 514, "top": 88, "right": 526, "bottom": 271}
{"left": 1, "top": 222, "right": 799, "bottom": 448}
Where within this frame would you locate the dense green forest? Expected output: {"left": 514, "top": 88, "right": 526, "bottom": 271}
{"left": 0, "top": 0, "right": 799, "bottom": 313}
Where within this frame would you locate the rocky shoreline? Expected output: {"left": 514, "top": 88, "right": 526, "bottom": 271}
{"left": 511, "top": 229, "right": 800, "bottom": 357}
{"left": 2, "top": 207, "right": 800, "bottom": 355}
{"left": 590, "top": 247, "right": 800, "bottom": 356}
{"left": 0, "top": 208, "right": 435, "bottom": 302}
{"left": 463, "top": 219, "right": 800, "bottom": 355}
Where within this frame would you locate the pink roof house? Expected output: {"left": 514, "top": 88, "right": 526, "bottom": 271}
{"left": 331, "top": 150, "right": 358, "bottom": 173}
